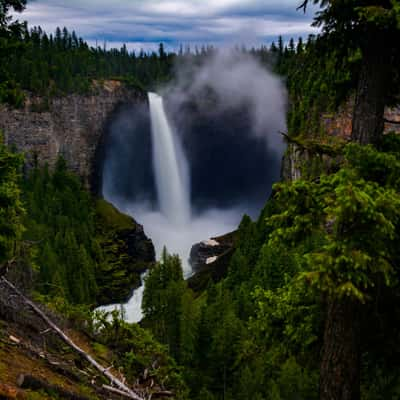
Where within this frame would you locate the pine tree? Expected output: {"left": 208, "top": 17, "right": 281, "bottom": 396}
{"left": 143, "top": 248, "right": 186, "bottom": 360}
{"left": 0, "top": 134, "right": 24, "bottom": 266}
{"left": 269, "top": 141, "right": 400, "bottom": 400}
{"left": 296, "top": 37, "right": 304, "bottom": 54}
{"left": 299, "top": 0, "right": 400, "bottom": 145}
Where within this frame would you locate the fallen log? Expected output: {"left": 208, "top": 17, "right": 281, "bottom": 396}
{"left": 103, "top": 384, "right": 143, "bottom": 399}
{"left": 153, "top": 390, "right": 174, "bottom": 397}
{"left": 1, "top": 277, "right": 144, "bottom": 400}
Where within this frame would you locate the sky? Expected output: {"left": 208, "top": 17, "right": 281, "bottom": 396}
{"left": 19, "top": 0, "right": 319, "bottom": 52}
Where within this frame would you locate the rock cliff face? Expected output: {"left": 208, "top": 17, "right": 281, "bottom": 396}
{"left": 281, "top": 143, "right": 305, "bottom": 183}
{"left": 283, "top": 100, "right": 400, "bottom": 182}
{"left": 322, "top": 98, "right": 400, "bottom": 139}
{"left": 0, "top": 80, "right": 146, "bottom": 190}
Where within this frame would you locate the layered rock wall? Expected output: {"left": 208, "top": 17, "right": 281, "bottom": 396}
{"left": 0, "top": 81, "right": 145, "bottom": 189}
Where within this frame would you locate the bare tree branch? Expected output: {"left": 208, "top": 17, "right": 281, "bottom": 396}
{"left": 297, "top": 0, "right": 309, "bottom": 12}
{"left": 1, "top": 277, "right": 145, "bottom": 400}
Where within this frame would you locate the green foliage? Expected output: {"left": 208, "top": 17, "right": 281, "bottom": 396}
{"left": 277, "top": 35, "right": 357, "bottom": 137}
{"left": 0, "top": 80, "right": 25, "bottom": 107}
{"left": 0, "top": 134, "right": 24, "bottom": 263}
{"left": 95, "top": 198, "right": 135, "bottom": 230}
{"left": 143, "top": 248, "right": 198, "bottom": 363}
{"left": 23, "top": 158, "right": 98, "bottom": 304}
{"left": 252, "top": 281, "right": 320, "bottom": 354}
{"left": 94, "top": 199, "right": 146, "bottom": 305}
{"left": 149, "top": 140, "right": 400, "bottom": 399}
{"left": 270, "top": 143, "right": 400, "bottom": 302}
{"left": 0, "top": 25, "right": 176, "bottom": 105}
{"left": 301, "top": 0, "right": 400, "bottom": 35}
{"left": 22, "top": 161, "right": 149, "bottom": 306}
{"left": 92, "top": 309, "right": 189, "bottom": 398}
{"left": 296, "top": 1, "right": 400, "bottom": 143}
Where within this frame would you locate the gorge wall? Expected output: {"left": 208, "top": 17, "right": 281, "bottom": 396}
{"left": 322, "top": 98, "right": 400, "bottom": 139}
{"left": 0, "top": 80, "right": 145, "bottom": 190}
{"left": 283, "top": 99, "right": 400, "bottom": 182}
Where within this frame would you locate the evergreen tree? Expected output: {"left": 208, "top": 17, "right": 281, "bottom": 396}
{"left": 143, "top": 248, "right": 187, "bottom": 361}
{"left": 0, "top": 134, "right": 24, "bottom": 266}
{"left": 299, "top": 0, "right": 400, "bottom": 145}
{"left": 269, "top": 140, "right": 400, "bottom": 400}
{"left": 296, "top": 37, "right": 304, "bottom": 54}
{"left": 288, "top": 38, "right": 295, "bottom": 54}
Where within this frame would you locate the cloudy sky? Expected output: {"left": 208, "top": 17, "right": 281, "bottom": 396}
{"left": 20, "top": 0, "right": 319, "bottom": 52}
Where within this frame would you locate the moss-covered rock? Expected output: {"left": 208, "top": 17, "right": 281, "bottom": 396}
{"left": 95, "top": 200, "right": 155, "bottom": 305}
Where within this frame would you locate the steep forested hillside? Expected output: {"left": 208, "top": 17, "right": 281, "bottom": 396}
{"left": 22, "top": 159, "right": 154, "bottom": 306}
{"left": 0, "top": 131, "right": 186, "bottom": 400}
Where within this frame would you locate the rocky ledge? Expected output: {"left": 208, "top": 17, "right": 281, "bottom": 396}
{"left": 188, "top": 231, "right": 237, "bottom": 292}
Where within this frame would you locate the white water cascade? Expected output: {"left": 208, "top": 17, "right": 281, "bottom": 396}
{"left": 98, "top": 273, "right": 146, "bottom": 323}
{"left": 148, "top": 92, "right": 191, "bottom": 225}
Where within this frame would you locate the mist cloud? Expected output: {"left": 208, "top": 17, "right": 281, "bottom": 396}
{"left": 165, "top": 49, "right": 287, "bottom": 154}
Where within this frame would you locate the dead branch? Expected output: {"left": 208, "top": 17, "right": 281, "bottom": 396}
{"left": 1, "top": 277, "right": 145, "bottom": 400}
{"left": 279, "top": 131, "right": 345, "bottom": 157}
{"left": 297, "top": 0, "right": 308, "bottom": 12}
{"left": 153, "top": 390, "right": 174, "bottom": 397}
{"left": 279, "top": 131, "right": 309, "bottom": 148}
{"left": 279, "top": 131, "right": 293, "bottom": 142}
{"left": 102, "top": 384, "right": 142, "bottom": 399}
{"left": 384, "top": 118, "right": 400, "bottom": 125}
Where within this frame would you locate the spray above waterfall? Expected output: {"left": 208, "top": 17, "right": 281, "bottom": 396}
{"left": 165, "top": 50, "right": 287, "bottom": 155}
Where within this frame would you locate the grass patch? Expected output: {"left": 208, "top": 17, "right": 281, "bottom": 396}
{"left": 95, "top": 199, "right": 135, "bottom": 231}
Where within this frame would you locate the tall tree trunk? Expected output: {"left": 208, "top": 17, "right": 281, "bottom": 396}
{"left": 319, "top": 297, "right": 361, "bottom": 400}
{"left": 351, "top": 35, "right": 388, "bottom": 145}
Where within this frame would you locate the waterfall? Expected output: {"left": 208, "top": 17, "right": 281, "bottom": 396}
{"left": 98, "top": 92, "right": 245, "bottom": 322}
{"left": 98, "top": 274, "right": 145, "bottom": 323}
{"left": 148, "top": 92, "right": 191, "bottom": 225}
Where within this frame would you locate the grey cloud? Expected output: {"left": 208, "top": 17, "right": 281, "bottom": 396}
{"left": 22, "top": 0, "right": 318, "bottom": 49}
